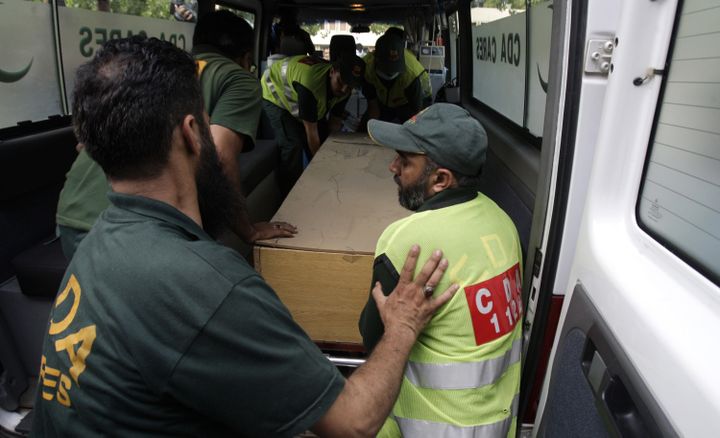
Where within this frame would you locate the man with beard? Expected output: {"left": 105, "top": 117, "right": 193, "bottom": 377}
{"left": 54, "top": 10, "right": 294, "bottom": 260}
{"left": 32, "top": 37, "right": 459, "bottom": 437}
{"left": 358, "top": 104, "right": 524, "bottom": 437}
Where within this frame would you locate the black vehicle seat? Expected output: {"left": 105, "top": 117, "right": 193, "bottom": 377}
{"left": 11, "top": 237, "right": 67, "bottom": 299}
{"left": 0, "top": 124, "right": 77, "bottom": 411}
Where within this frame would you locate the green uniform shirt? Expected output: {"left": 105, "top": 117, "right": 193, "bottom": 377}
{"left": 34, "top": 193, "right": 344, "bottom": 436}
{"left": 54, "top": 48, "right": 261, "bottom": 237}
{"left": 55, "top": 149, "right": 110, "bottom": 231}
{"left": 195, "top": 45, "right": 262, "bottom": 145}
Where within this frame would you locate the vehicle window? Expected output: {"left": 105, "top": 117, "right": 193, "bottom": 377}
{"left": 0, "top": 0, "right": 63, "bottom": 129}
{"left": 58, "top": 0, "right": 195, "bottom": 106}
{"left": 215, "top": 4, "right": 255, "bottom": 28}
{"left": 637, "top": 0, "right": 720, "bottom": 283}
{"left": 301, "top": 21, "right": 384, "bottom": 59}
{"left": 469, "top": 0, "right": 552, "bottom": 137}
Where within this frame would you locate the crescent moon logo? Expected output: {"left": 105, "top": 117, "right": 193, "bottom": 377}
{"left": 0, "top": 58, "right": 34, "bottom": 83}
{"left": 537, "top": 63, "right": 548, "bottom": 93}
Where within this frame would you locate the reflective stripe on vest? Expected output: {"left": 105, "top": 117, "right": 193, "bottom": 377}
{"left": 393, "top": 395, "right": 519, "bottom": 438}
{"left": 263, "top": 59, "right": 299, "bottom": 117}
{"left": 405, "top": 337, "right": 521, "bottom": 390}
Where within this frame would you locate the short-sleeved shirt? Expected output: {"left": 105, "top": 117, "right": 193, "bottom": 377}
{"left": 34, "top": 193, "right": 344, "bottom": 436}
{"left": 55, "top": 47, "right": 261, "bottom": 234}
{"left": 195, "top": 45, "right": 262, "bottom": 147}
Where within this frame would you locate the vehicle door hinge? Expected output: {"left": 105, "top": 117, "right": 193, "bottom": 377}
{"left": 584, "top": 38, "right": 615, "bottom": 75}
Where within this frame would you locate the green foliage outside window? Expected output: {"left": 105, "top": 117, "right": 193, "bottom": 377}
{"left": 301, "top": 23, "right": 322, "bottom": 37}
{"left": 63, "top": 0, "right": 172, "bottom": 19}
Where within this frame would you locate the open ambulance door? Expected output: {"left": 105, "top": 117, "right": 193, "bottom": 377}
{"left": 529, "top": 0, "right": 720, "bottom": 436}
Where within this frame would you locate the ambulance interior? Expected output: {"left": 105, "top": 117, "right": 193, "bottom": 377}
{"left": 0, "top": 0, "right": 556, "bottom": 435}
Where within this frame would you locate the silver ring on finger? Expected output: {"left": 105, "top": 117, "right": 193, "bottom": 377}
{"left": 423, "top": 285, "right": 435, "bottom": 298}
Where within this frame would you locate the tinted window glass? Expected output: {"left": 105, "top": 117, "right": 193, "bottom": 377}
{"left": 58, "top": 0, "right": 195, "bottom": 106}
{"left": 638, "top": 0, "right": 720, "bottom": 283}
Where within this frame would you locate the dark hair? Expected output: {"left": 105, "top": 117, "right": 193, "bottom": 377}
{"left": 72, "top": 36, "right": 203, "bottom": 180}
{"left": 192, "top": 10, "right": 253, "bottom": 59}
{"left": 283, "top": 25, "right": 315, "bottom": 55}
{"left": 425, "top": 158, "right": 483, "bottom": 189}
{"left": 384, "top": 27, "right": 405, "bottom": 40}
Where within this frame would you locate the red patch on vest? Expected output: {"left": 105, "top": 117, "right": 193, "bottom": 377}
{"left": 463, "top": 263, "right": 522, "bottom": 345}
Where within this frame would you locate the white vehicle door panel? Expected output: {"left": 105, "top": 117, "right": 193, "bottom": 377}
{"left": 536, "top": 0, "right": 720, "bottom": 436}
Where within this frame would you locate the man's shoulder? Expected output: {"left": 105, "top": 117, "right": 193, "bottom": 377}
{"left": 184, "top": 239, "right": 259, "bottom": 285}
{"left": 93, "top": 206, "right": 258, "bottom": 289}
{"left": 377, "top": 193, "right": 514, "bottom": 243}
{"left": 196, "top": 52, "right": 255, "bottom": 84}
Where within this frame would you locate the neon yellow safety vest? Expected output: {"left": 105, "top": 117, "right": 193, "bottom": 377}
{"left": 376, "top": 192, "right": 523, "bottom": 438}
{"left": 261, "top": 55, "right": 346, "bottom": 121}
{"left": 364, "top": 49, "right": 431, "bottom": 109}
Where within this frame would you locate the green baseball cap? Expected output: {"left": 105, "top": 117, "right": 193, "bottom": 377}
{"left": 368, "top": 103, "right": 488, "bottom": 176}
{"left": 336, "top": 54, "right": 365, "bottom": 88}
{"left": 375, "top": 34, "right": 406, "bottom": 77}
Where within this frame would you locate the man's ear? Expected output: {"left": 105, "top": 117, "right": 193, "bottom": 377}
{"left": 429, "top": 168, "right": 456, "bottom": 194}
{"left": 180, "top": 114, "right": 202, "bottom": 157}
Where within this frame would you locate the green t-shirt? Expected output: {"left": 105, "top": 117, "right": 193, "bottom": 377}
{"left": 55, "top": 149, "right": 110, "bottom": 231}
{"left": 55, "top": 48, "right": 261, "bottom": 234}
{"left": 33, "top": 193, "right": 344, "bottom": 436}
{"left": 195, "top": 45, "right": 262, "bottom": 145}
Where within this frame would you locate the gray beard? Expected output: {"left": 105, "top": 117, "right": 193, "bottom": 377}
{"left": 396, "top": 175, "right": 428, "bottom": 211}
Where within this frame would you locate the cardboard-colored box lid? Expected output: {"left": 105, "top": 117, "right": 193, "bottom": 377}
{"left": 257, "top": 133, "right": 409, "bottom": 254}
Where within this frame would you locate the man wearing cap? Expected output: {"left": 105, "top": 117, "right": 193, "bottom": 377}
{"left": 261, "top": 54, "right": 365, "bottom": 194}
{"left": 358, "top": 103, "right": 523, "bottom": 437}
{"left": 362, "top": 33, "right": 432, "bottom": 125}
{"left": 33, "top": 37, "right": 460, "bottom": 437}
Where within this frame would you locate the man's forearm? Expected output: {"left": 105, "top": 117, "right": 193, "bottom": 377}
{"left": 303, "top": 120, "right": 322, "bottom": 156}
{"left": 330, "top": 327, "right": 417, "bottom": 437}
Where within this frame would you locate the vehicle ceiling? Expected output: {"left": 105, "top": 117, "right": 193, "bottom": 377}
{"left": 265, "top": 0, "right": 440, "bottom": 25}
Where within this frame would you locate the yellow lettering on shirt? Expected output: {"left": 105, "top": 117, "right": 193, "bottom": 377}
{"left": 42, "top": 274, "right": 98, "bottom": 409}
{"left": 39, "top": 355, "right": 61, "bottom": 401}
{"left": 449, "top": 253, "right": 473, "bottom": 285}
{"left": 56, "top": 374, "right": 72, "bottom": 407}
{"left": 54, "top": 325, "right": 97, "bottom": 384}
{"left": 481, "top": 235, "right": 508, "bottom": 268}
{"left": 49, "top": 274, "right": 82, "bottom": 335}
